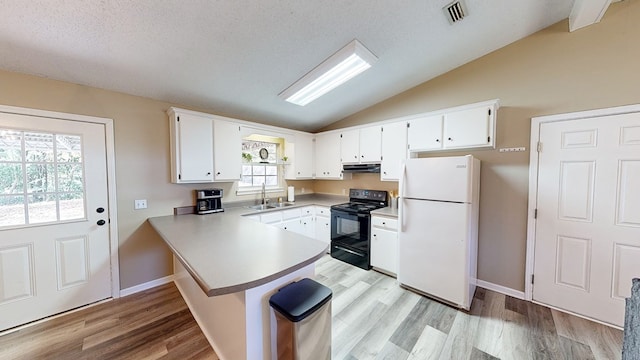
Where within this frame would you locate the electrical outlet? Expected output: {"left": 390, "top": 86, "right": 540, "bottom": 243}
{"left": 134, "top": 199, "right": 147, "bottom": 210}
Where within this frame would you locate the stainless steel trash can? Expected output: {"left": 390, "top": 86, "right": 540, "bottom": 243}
{"left": 269, "top": 278, "right": 332, "bottom": 360}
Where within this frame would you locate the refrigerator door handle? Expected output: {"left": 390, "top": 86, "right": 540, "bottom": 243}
{"left": 398, "top": 162, "right": 406, "bottom": 233}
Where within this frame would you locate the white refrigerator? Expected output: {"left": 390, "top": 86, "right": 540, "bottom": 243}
{"left": 398, "top": 155, "right": 480, "bottom": 310}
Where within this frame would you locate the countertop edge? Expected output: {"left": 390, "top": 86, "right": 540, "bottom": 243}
{"left": 204, "top": 249, "right": 327, "bottom": 296}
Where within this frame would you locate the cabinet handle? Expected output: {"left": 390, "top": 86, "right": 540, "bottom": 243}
{"left": 382, "top": 222, "right": 386, "bottom": 225}
{"left": 354, "top": 155, "right": 357, "bottom": 159}
{"left": 207, "top": 172, "right": 211, "bottom": 175}
{"left": 436, "top": 139, "right": 440, "bottom": 142}
{"left": 383, "top": 171, "right": 387, "bottom": 175}
{"left": 217, "top": 172, "right": 221, "bottom": 175}
{"left": 373, "top": 234, "right": 377, "bottom": 237}
{"left": 448, "top": 137, "right": 452, "bottom": 141}
{"left": 361, "top": 155, "right": 364, "bottom": 158}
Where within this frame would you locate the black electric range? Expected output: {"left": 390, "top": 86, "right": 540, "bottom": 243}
{"left": 330, "top": 189, "right": 388, "bottom": 270}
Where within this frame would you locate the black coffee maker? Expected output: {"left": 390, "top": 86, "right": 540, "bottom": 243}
{"left": 195, "top": 189, "right": 224, "bottom": 214}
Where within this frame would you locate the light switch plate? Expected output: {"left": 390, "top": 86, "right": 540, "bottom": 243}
{"left": 134, "top": 199, "right": 147, "bottom": 210}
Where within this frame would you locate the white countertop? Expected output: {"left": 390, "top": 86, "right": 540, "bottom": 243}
{"left": 148, "top": 197, "right": 344, "bottom": 296}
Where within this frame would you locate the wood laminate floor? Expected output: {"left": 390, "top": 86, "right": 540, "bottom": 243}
{"left": 0, "top": 283, "right": 218, "bottom": 360}
{"left": 314, "top": 255, "right": 623, "bottom": 360}
{"left": 0, "top": 255, "right": 624, "bottom": 359}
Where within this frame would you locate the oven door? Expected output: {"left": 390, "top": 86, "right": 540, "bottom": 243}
{"left": 330, "top": 209, "right": 371, "bottom": 269}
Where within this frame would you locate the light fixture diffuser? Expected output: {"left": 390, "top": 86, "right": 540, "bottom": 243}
{"left": 279, "top": 39, "right": 377, "bottom": 106}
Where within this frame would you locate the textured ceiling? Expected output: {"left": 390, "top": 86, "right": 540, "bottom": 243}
{"left": 0, "top": 0, "right": 582, "bottom": 131}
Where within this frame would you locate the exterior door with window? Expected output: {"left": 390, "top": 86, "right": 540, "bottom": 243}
{"left": 0, "top": 112, "right": 111, "bottom": 331}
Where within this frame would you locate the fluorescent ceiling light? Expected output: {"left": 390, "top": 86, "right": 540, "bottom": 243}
{"left": 279, "top": 39, "right": 378, "bottom": 106}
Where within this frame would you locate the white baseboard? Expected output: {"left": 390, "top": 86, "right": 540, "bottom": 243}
{"left": 477, "top": 279, "right": 525, "bottom": 300}
{"left": 120, "top": 275, "right": 175, "bottom": 297}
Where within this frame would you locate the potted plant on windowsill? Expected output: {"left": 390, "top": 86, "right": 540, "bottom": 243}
{"left": 242, "top": 152, "right": 253, "bottom": 163}
{"left": 278, "top": 156, "right": 290, "bottom": 165}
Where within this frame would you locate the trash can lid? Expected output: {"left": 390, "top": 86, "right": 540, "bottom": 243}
{"left": 269, "top": 278, "right": 333, "bottom": 322}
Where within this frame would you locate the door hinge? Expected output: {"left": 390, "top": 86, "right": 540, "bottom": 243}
{"left": 534, "top": 209, "right": 538, "bottom": 219}
{"left": 407, "top": 122, "right": 410, "bottom": 128}
{"left": 488, "top": 108, "right": 492, "bottom": 116}
{"left": 178, "top": 174, "right": 181, "bottom": 180}
{"left": 380, "top": 156, "right": 383, "bottom": 161}
{"left": 487, "top": 136, "right": 490, "bottom": 143}
{"left": 537, "top": 142, "right": 542, "bottom": 153}
{"left": 531, "top": 274, "right": 535, "bottom": 284}
{"left": 381, "top": 127, "right": 384, "bottom": 132}
{"left": 177, "top": 116, "right": 180, "bottom": 122}
{"left": 340, "top": 134, "right": 343, "bottom": 138}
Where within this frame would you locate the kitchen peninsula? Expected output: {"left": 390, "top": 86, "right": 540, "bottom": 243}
{"left": 148, "top": 205, "right": 329, "bottom": 360}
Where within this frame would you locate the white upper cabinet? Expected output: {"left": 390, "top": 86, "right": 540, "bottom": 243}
{"left": 213, "top": 118, "right": 241, "bottom": 181}
{"left": 380, "top": 121, "right": 407, "bottom": 181}
{"left": 168, "top": 108, "right": 214, "bottom": 183}
{"left": 407, "top": 114, "right": 443, "bottom": 152}
{"left": 359, "top": 125, "right": 382, "bottom": 163}
{"left": 341, "top": 126, "right": 382, "bottom": 164}
{"left": 443, "top": 105, "right": 495, "bottom": 149}
{"left": 340, "top": 129, "right": 359, "bottom": 164}
{"left": 407, "top": 100, "right": 498, "bottom": 153}
{"left": 284, "top": 133, "right": 314, "bottom": 180}
{"left": 315, "top": 132, "right": 343, "bottom": 179}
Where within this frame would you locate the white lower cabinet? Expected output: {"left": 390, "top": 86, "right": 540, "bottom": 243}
{"left": 256, "top": 206, "right": 318, "bottom": 238}
{"left": 314, "top": 206, "right": 331, "bottom": 249}
{"left": 371, "top": 215, "right": 398, "bottom": 275}
{"left": 278, "top": 218, "right": 304, "bottom": 234}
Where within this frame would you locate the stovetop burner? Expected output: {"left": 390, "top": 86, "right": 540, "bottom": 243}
{"left": 331, "top": 202, "right": 385, "bottom": 214}
{"left": 330, "top": 189, "right": 388, "bottom": 214}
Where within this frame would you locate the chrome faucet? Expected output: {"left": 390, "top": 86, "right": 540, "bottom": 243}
{"left": 261, "top": 183, "right": 267, "bottom": 205}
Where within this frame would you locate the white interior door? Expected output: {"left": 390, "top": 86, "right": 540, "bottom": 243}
{"left": 0, "top": 112, "right": 112, "bottom": 331}
{"left": 533, "top": 112, "right": 640, "bottom": 327}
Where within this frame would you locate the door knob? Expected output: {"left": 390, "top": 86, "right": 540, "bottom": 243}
{"left": 97, "top": 220, "right": 106, "bottom": 226}
{"left": 96, "top": 207, "right": 105, "bottom": 213}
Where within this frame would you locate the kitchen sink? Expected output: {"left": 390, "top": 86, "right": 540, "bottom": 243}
{"left": 247, "top": 204, "right": 277, "bottom": 211}
{"left": 247, "top": 202, "right": 295, "bottom": 211}
{"left": 271, "top": 202, "right": 295, "bottom": 208}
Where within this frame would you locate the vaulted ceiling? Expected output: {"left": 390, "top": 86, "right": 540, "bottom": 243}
{"left": 0, "top": 0, "right": 613, "bottom": 131}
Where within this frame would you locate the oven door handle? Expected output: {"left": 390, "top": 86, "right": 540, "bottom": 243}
{"left": 334, "top": 245, "right": 365, "bottom": 257}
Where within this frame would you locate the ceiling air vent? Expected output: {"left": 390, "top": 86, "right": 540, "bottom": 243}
{"left": 444, "top": 1, "right": 467, "bottom": 24}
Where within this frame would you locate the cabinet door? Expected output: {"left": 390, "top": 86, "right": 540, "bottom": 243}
{"left": 443, "top": 106, "right": 493, "bottom": 149}
{"left": 279, "top": 218, "right": 304, "bottom": 234}
{"left": 171, "top": 113, "right": 214, "bottom": 183}
{"left": 380, "top": 122, "right": 407, "bottom": 181}
{"left": 300, "top": 215, "right": 315, "bottom": 238}
{"left": 315, "top": 132, "right": 342, "bottom": 179}
{"left": 285, "top": 133, "right": 314, "bottom": 179}
{"left": 359, "top": 125, "right": 382, "bottom": 163}
{"left": 371, "top": 227, "right": 398, "bottom": 275}
{"left": 315, "top": 215, "right": 331, "bottom": 246}
{"left": 213, "top": 119, "right": 241, "bottom": 181}
{"left": 340, "top": 129, "right": 360, "bottom": 164}
{"left": 407, "top": 115, "right": 443, "bottom": 152}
